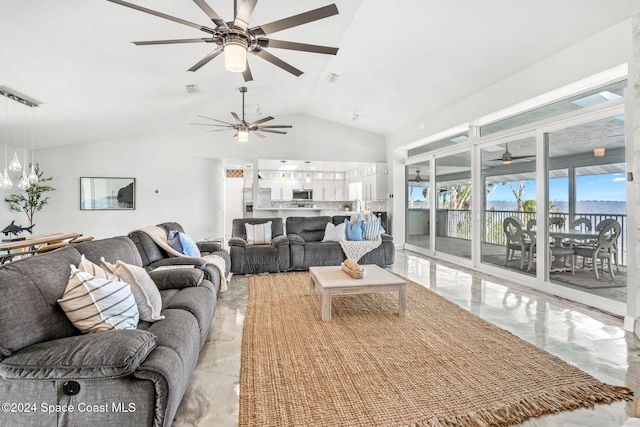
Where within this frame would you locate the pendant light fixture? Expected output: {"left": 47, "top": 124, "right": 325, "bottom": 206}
{"left": 1, "top": 86, "right": 40, "bottom": 190}
{"left": 1, "top": 144, "right": 13, "bottom": 190}
{"left": 8, "top": 103, "right": 22, "bottom": 172}
{"left": 280, "top": 160, "right": 287, "bottom": 182}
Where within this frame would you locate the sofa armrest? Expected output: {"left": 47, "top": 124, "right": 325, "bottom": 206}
{"left": 148, "top": 268, "right": 204, "bottom": 290}
{"left": 228, "top": 237, "right": 247, "bottom": 248}
{"left": 381, "top": 233, "right": 393, "bottom": 243}
{"left": 271, "top": 235, "right": 289, "bottom": 247}
{"left": 288, "top": 233, "right": 305, "bottom": 246}
{"left": 0, "top": 330, "right": 156, "bottom": 380}
{"left": 196, "top": 241, "right": 222, "bottom": 253}
{"left": 148, "top": 257, "right": 206, "bottom": 270}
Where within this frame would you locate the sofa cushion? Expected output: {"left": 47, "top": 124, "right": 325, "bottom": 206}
{"left": 58, "top": 266, "right": 139, "bottom": 334}
{"left": 75, "top": 236, "right": 143, "bottom": 267}
{"left": 286, "top": 216, "right": 331, "bottom": 242}
{"left": 345, "top": 219, "right": 365, "bottom": 241}
{"left": 322, "top": 221, "right": 346, "bottom": 242}
{"left": 0, "top": 329, "right": 156, "bottom": 380}
{"left": 245, "top": 221, "right": 272, "bottom": 245}
{"left": 0, "top": 246, "right": 82, "bottom": 357}
{"left": 102, "top": 259, "right": 165, "bottom": 322}
{"left": 148, "top": 267, "right": 204, "bottom": 290}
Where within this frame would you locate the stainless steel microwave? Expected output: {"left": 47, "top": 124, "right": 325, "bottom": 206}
{"left": 292, "top": 189, "right": 313, "bottom": 200}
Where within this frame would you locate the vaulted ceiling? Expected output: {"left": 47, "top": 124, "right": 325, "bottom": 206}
{"left": 2, "top": 0, "right": 639, "bottom": 150}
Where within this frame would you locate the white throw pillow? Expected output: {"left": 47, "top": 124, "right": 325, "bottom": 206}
{"left": 78, "top": 254, "right": 110, "bottom": 278}
{"left": 322, "top": 222, "right": 346, "bottom": 242}
{"left": 245, "top": 221, "right": 272, "bottom": 245}
{"left": 101, "top": 258, "right": 165, "bottom": 322}
{"left": 58, "top": 265, "right": 139, "bottom": 334}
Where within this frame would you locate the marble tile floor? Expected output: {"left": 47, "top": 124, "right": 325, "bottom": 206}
{"left": 172, "top": 250, "right": 640, "bottom": 427}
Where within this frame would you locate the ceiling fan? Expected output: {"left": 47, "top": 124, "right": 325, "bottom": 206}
{"left": 106, "top": 0, "right": 340, "bottom": 81}
{"left": 408, "top": 170, "right": 422, "bottom": 183}
{"left": 489, "top": 143, "right": 535, "bottom": 165}
{"left": 191, "top": 86, "right": 291, "bottom": 142}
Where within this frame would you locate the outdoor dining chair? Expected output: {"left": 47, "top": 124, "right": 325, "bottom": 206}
{"left": 573, "top": 220, "right": 621, "bottom": 280}
{"left": 503, "top": 217, "right": 530, "bottom": 270}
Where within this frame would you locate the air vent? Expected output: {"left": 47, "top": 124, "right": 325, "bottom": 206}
{"left": 326, "top": 73, "right": 339, "bottom": 83}
{"left": 185, "top": 84, "right": 198, "bottom": 94}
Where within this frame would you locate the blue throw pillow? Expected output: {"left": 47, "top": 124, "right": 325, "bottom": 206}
{"left": 345, "top": 219, "right": 365, "bottom": 241}
{"left": 178, "top": 232, "right": 201, "bottom": 258}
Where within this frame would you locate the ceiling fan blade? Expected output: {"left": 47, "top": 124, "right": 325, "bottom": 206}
{"left": 133, "top": 38, "right": 215, "bottom": 46}
{"left": 510, "top": 155, "right": 536, "bottom": 160}
{"left": 242, "top": 61, "right": 254, "bottom": 82}
{"left": 190, "top": 123, "right": 232, "bottom": 127}
{"left": 254, "top": 132, "right": 266, "bottom": 138}
{"left": 107, "top": 0, "right": 214, "bottom": 34}
{"left": 261, "top": 39, "right": 338, "bottom": 55}
{"left": 250, "top": 116, "right": 274, "bottom": 125}
{"left": 252, "top": 48, "right": 303, "bottom": 76}
{"left": 258, "top": 125, "right": 293, "bottom": 129}
{"left": 253, "top": 4, "right": 339, "bottom": 36}
{"left": 206, "top": 129, "right": 232, "bottom": 132}
{"left": 197, "top": 115, "right": 235, "bottom": 126}
{"left": 188, "top": 47, "right": 223, "bottom": 71}
{"left": 233, "top": 0, "right": 257, "bottom": 31}
{"left": 192, "top": 0, "right": 228, "bottom": 28}
{"left": 260, "top": 129, "right": 288, "bottom": 134}
{"left": 231, "top": 112, "right": 242, "bottom": 123}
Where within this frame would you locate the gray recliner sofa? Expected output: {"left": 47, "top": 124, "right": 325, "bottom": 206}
{"left": 128, "top": 221, "right": 230, "bottom": 291}
{"left": 286, "top": 215, "right": 394, "bottom": 270}
{"left": 228, "top": 217, "right": 290, "bottom": 274}
{"left": 0, "top": 236, "right": 216, "bottom": 427}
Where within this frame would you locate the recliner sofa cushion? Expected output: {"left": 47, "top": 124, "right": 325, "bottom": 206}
{"left": 0, "top": 330, "right": 156, "bottom": 380}
{"left": 0, "top": 246, "right": 81, "bottom": 357}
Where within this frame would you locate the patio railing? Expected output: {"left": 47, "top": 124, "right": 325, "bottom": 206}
{"left": 440, "top": 209, "right": 627, "bottom": 266}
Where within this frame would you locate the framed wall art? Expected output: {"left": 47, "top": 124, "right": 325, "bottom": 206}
{"left": 80, "top": 177, "right": 136, "bottom": 210}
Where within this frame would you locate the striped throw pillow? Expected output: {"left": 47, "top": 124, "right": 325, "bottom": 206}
{"left": 58, "top": 265, "right": 139, "bottom": 334}
{"left": 245, "top": 221, "right": 272, "bottom": 245}
{"left": 364, "top": 217, "right": 382, "bottom": 240}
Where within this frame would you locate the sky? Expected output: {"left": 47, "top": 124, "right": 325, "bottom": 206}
{"left": 408, "top": 172, "right": 627, "bottom": 203}
{"left": 487, "top": 173, "right": 627, "bottom": 202}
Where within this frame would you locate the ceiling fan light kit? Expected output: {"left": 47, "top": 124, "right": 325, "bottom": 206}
{"left": 223, "top": 35, "right": 248, "bottom": 72}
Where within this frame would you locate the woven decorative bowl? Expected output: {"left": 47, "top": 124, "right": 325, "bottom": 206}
{"left": 341, "top": 260, "right": 366, "bottom": 279}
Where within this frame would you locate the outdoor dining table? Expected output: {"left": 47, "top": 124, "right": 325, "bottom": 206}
{"left": 549, "top": 229, "right": 600, "bottom": 247}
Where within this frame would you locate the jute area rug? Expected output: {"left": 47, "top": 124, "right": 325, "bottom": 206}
{"left": 239, "top": 272, "right": 631, "bottom": 426}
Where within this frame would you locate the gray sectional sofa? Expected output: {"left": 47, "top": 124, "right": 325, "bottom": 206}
{"left": 286, "top": 215, "right": 394, "bottom": 270}
{"left": 0, "top": 236, "right": 217, "bottom": 427}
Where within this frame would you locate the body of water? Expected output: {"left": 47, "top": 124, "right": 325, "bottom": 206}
{"left": 487, "top": 200, "right": 626, "bottom": 215}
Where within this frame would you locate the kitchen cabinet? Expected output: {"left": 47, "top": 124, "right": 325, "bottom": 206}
{"left": 346, "top": 162, "right": 387, "bottom": 200}
{"left": 312, "top": 179, "right": 346, "bottom": 201}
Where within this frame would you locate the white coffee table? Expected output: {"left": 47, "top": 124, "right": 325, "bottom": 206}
{"left": 309, "top": 264, "right": 407, "bottom": 321}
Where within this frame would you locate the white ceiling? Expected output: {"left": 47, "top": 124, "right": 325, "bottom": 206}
{"left": 1, "top": 0, "right": 639, "bottom": 155}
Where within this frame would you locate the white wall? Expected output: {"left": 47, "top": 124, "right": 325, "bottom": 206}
{"left": 0, "top": 113, "right": 385, "bottom": 240}
{"left": 386, "top": 19, "right": 634, "bottom": 245}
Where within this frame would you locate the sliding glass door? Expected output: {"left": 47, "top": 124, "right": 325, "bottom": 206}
{"left": 546, "top": 114, "right": 627, "bottom": 303}
{"left": 406, "top": 161, "right": 431, "bottom": 250}
{"left": 435, "top": 151, "right": 471, "bottom": 260}
{"left": 480, "top": 136, "right": 536, "bottom": 276}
